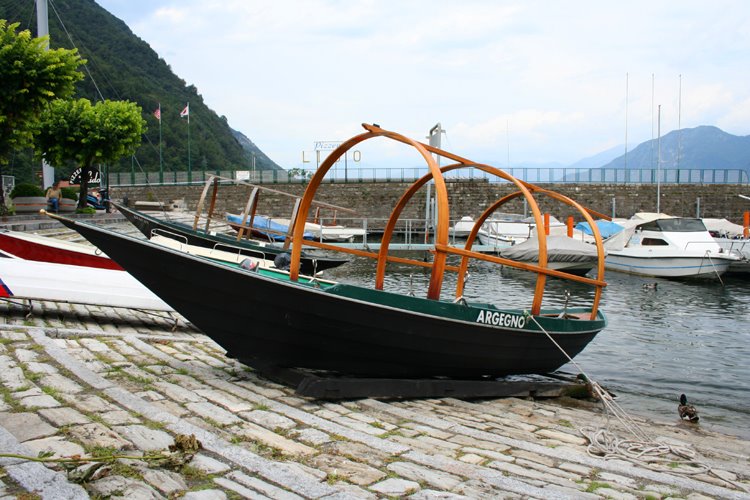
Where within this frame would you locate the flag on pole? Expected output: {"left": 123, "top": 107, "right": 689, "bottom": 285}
{"left": 180, "top": 104, "right": 189, "bottom": 118}
{"left": 153, "top": 106, "right": 161, "bottom": 121}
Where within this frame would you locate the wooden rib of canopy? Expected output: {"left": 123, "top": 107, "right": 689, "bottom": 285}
{"left": 287, "top": 123, "right": 607, "bottom": 317}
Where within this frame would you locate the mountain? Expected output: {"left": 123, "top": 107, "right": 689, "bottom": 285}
{"left": 0, "top": 0, "right": 282, "bottom": 184}
{"left": 565, "top": 144, "right": 624, "bottom": 170}
{"left": 231, "top": 128, "right": 282, "bottom": 171}
{"left": 600, "top": 126, "right": 750, "bottom": 171}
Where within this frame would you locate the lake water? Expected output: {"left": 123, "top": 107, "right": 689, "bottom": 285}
{"left": 326, "top": 255, "right": 750, "bottom": 439}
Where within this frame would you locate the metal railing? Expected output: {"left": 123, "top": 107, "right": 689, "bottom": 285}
{"left": 106, "top": 167, "right": 750, "bottom": 187}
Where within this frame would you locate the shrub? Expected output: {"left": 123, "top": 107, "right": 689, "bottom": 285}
{"left": 75, "top": 207, "right": 96, "bottom": 214}
{"left": 61, "top": 187, "right": 78, "bottom": 200}
{"left": 9, "top": 183, "right": 45, "bottom": 198}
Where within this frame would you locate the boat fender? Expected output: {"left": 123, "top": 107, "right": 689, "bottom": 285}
{"left": 274, "top": 252, "right": 292, "bottom": 271}
{"left": 240, "top": 258, "right": 259, "bottom": 272}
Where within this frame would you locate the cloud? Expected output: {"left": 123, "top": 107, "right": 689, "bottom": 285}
{"left": 99, "top": 0, "right": 750, "bottom": 168}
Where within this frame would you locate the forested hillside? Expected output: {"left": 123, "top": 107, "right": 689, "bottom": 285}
{"left": 0, "top": 0, "right": 281, "bottom": 185}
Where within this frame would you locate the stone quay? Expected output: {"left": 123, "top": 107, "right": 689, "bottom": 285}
{"left": 0, "top": 214, "right": 748, "bottom": 499}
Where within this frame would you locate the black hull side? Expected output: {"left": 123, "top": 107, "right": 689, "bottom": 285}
{"left": 114, "top": 203, "right": 348, "bottom": 275}
{"left": 59, "top": 218, "right": 602, "bottom": 379}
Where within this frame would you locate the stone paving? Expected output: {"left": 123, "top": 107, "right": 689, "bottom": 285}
{"left": 0, "top": 301, "right": 749, "bottom": 499}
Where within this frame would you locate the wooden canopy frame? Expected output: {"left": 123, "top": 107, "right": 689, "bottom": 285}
{"left": 288, "top": 123, "right": 608, "bottom": 317}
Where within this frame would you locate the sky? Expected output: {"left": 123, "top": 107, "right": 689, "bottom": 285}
{"left": 95, "top": 0, "right": 750, "bottom": 170}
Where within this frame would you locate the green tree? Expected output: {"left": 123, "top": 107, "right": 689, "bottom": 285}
{"left": 0, "top": 20, "right": 84, "bottom": 211}
{"left": 37, "top": 98, "right": 146, "bottom": 208}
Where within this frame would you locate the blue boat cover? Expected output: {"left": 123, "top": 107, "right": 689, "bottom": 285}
{"left": 575, "top": 220, "right": 624, "bottom": 239}
{"left": 227, "top": 214, "right": 314, "bottom": 241}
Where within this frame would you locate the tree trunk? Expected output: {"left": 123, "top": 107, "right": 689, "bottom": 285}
{"left": 0, "top": 163, "right": 6, "bottom": 209}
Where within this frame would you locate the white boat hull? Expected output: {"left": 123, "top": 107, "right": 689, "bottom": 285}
{"left": 0, "top": 258, "right": 173, "bottom": 311}
{"left": 605, "top": 252, "right": 734, "bottom": 278}
{"left": 603, "top": 216, "right": 740, "bottom": 279}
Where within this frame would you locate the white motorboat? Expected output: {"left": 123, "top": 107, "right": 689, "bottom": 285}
{"left": 450, "top": 216, "right": 475, "bottom": 238}
{"left": 477, "top": 214, "right": 580, "bottom": 251}
{"left": 603, "top": 215, "right": 739, "bottom": 278}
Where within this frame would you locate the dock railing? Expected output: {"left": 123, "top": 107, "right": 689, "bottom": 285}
{"left": 106, "top": 167, "right": 750, "bottom": 187}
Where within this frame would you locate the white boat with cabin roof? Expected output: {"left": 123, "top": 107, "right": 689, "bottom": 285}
{"left": 603, "top": 214, "right": 739, "bottom": 278}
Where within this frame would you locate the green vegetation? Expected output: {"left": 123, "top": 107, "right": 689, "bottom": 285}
{"left": 0, "top": 19, "right": 84, "bottom": 210}
{"left": 585, "top": 481, "right": 610, "bottom": 493}
{"left": 37, "top": 98, "right": 145, "bottom": 207}
{"left": 60, "top": 186, "right": 78, "bottom": 200}
{"left": 0, "top": 0, "right": 282, "bottom": 190}
{"left": 9, "top": 182, "right": 44, "bottom": 198}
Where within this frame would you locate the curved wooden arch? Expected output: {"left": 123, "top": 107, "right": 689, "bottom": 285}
{"left": 288, "top": 123, "right": 606, "bottom": 318}
{"left": 289, "top": 124, "right": 451, "bottom": 299}
{"left": 456, "top": 188, "right": 605, "bottom": 318}
{"left": 379, "top": 163, "right": 608, "bottom": 315}
{"left": 374, "top": 162, "right": 547, "bottom": 309}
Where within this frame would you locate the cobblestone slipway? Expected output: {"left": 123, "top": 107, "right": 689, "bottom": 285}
{"left": 0, "top": 301, "right": 748, "bottom": 499}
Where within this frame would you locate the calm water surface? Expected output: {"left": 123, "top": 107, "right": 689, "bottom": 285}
{"left": 326, "top": 255, "right": 750, "bottom": 438}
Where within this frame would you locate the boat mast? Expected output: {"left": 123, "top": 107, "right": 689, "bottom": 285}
{"left": 677, "top": 74, "right": 682, "bottom": 170}
{"left": 657, "top": 104, "right": 661, "bottom": 214}
{"left": 36, "top": 0, "right": 55, "bottom": 189}
{"left": 624, "top": 73, "right": 628, "bottom": 171}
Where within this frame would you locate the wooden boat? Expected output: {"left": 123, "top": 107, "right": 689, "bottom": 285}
{"left": 50, "top": 124, "right": 610, "bottom": 382}
{"left": 113, "top": 202, "right": 348, "bottom": 275}
{"left": 0, "top": 229, "right": 122, "bottom": 270}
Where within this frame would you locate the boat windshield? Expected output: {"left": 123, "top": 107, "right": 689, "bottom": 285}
{"left": 640, "top": 218, "right": 707, "bottom": 232}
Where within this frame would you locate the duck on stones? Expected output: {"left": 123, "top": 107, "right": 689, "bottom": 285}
{"left": 678, "top": 394, "right": 699, "bottom": 422}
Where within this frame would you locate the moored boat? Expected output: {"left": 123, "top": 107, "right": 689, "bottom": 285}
{"left": 227, "top": 213, "right": 365, "bottom": 243}
{"left": 703, "top": 217, "right": 750, "bottom": 274}
{"left": 0, "top": 253, "right": 172, "bottom": 312}
{"left": 0, "top": 229, "right": 122, "bottom": 270}
{"left": 603, "top": 215, "right": 739, "bottom": 278}
{"left": 114, "top": 202, "right": 348, "bottom": 275}
{"left": 226, "top": 213, "right": 315, "bottom": 242}
{"left": 494, "top": 235, "right": 601, "bottom": 276}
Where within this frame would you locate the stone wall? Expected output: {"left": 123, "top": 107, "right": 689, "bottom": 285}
{"left": 110, "top": 181, "right": 750, "bottom": 226}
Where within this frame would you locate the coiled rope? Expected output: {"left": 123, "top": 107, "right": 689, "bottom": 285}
{"left": 524, "top": 312, "right": 748, "bottom": 491}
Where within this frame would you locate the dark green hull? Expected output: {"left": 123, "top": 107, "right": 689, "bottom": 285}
{"left": 58, "top": 217, "right": 606, "bottom": 378}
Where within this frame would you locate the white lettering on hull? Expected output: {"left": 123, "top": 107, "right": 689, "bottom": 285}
{"left": 476, "top": 310, "right": 526, "bottom": 329}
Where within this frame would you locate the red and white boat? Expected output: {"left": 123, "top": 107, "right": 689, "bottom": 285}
{"left": 0, "top": 229, "right": 122, "bottom": 270}
{"left": 0, "top": 230, "right": 173, "bottom": 312}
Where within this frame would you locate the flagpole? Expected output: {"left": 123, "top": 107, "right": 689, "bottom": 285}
{"left": 187, "top": 102, "right": 191, "bottom": 184}
{"left": 158, "top": 103, "right": 163, "bottom": 184}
